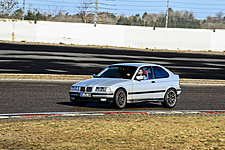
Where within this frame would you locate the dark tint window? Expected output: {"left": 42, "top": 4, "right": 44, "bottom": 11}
{"left": 97, "top": 66, "right": 137, "bottom": 79}
{"left": 153, "top": 66, "right": 169, "bottom": 78}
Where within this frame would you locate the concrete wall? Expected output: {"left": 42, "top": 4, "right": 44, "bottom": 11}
{"left": 0, "top": 19, "right": 224, "bottom": 51}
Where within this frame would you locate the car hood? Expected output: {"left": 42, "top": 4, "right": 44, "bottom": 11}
{"left": 73, "top": 78, "right": 129, "bottom": 87}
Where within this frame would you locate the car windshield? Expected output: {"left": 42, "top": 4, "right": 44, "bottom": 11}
{"left": 96, "top": 66, "right": 137, "bottom": 79}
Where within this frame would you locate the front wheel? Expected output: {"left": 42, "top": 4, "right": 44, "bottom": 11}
{"left": 114, "top": 89, "right": 127, "bottom": 109}
{"left": 162, "top": 89, "right": 177, "bottom": 108}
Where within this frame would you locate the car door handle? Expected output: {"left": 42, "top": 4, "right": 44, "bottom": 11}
{"left": 151, "top": 81, "right": 155, "bottom": 83}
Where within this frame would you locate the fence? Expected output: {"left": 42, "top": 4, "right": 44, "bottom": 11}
{"left": 0, "top": 19, "right": 224, "bottom": 51}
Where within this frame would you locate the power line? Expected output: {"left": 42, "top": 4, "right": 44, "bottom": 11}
{"left": 99, "top": 3, "right": 116, "bottom": 6}
{"left": 99, "top": 7, "right": 117, "bottom": 10}
{"left": 31, "top": 0, "right": 78, "bottom": 4}
{"left": 113, "top": 0, "right": 165, "bottom": 2}
{"left": 17, "top": 0, "right": 225, "bottom": 20}
{"left": 27, "top": 3, "right": 77, "bottom": 8}
{"left": 110, "top": 8, "right": 164, "bottom": 11}
{"left": 115, "top": 4, "right": 166, "bottom": 7}
{"left": 170, "top": 6, "right": 225, "bottom": 10}
{"left": 172, "top": 1, "right": 225, "bottom": 6}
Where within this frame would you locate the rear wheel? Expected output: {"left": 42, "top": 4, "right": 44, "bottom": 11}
{"left": 162, "top": 89, "right": 177, "bottom": 108}
{"left": 114, "top": 89, "right": 127, "bottom": 109}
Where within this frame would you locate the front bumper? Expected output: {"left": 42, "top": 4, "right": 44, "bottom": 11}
{"left": 177, "top": 88, "right": 182, "bottom": 96}
{"left": 69, "top": 92, "right": 114, "bottom": 103}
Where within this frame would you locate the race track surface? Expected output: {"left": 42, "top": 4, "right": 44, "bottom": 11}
{"left": 0, "top": 43, "right": 225, "bottom": 113}
{"left": 0, "top": 43, "right": 225, "bottom": 79}
{"left": 0, "top": 81, "right": 224, "bottom": 114}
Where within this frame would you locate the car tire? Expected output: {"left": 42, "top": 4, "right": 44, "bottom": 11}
{"left": 162, "top": 89, "right": 177, "bottom": 108}
{"left": 114, "top": 89, "right": 127, "bottom": 109}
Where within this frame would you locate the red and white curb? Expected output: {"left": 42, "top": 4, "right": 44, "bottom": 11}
{"left": 0, "top": 110, "right": 225, "bottom": 119}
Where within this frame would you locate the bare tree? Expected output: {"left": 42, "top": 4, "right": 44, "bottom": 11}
{"left": 78, "top": 0, "right": 93, "bottom": 23}
{"left": 216, "top": 11, "right": 224, "bottom": 21}
{"left": 0, "top": 0, "right": 18, "bottom": 18}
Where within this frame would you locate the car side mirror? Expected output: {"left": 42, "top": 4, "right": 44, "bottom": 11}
{"left": 136, "top": 76, "right": 143, "bottom": 81}
{"left": 93, "top": 74, "right": 96, "bottom": 78}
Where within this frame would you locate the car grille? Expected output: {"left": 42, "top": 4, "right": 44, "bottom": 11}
{"left": 86, "top": 87, "right": 92, "bottom": 92}
{"left": 80, "top": 87, "right": 85, "bottom": 92}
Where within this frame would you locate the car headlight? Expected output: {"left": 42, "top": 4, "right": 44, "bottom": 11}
{"left": 95, "top": 87, "right": 111, "bottom": 92}
{"left": 71, "top": 86, "right": 80, "bottom": 91}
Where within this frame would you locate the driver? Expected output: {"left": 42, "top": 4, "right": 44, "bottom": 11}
{"left": 137, "top": 69, "right": 147, "bottom": 80}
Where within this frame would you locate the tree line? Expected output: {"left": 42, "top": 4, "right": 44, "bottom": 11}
{"left": 0, "top": 0, "right": 224, "bottom": 29}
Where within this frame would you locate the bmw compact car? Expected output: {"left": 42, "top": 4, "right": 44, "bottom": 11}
{"left": 69, "top": 63, "right": 181, "bottom": 109}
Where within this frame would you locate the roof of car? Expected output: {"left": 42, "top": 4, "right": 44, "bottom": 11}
{"left": 111, "top": 63, "right": 160, "bottom": 67}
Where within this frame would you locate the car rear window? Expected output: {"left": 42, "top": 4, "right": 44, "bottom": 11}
{"left": 152, "top": 66, "right": 169, "bottom": 78}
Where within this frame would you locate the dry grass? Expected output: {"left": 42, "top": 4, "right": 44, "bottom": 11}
{"left": 0, "top": 115, "right": 224, "bottom": 149}
{"left": 0, "top": 74, "right": 92, "bottom": 81}
{"left": 180, "top": 79, "right": 225, "bottom": 85}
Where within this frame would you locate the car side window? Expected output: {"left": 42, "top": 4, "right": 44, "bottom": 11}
{"left": 145, "top": 67, "right": 154, "bottom": 79}
{"left": 152, "top": 66, "right": 169, "bottom": 79}
{"left": 135, "top": 66, "right": 154, "bottom": 80}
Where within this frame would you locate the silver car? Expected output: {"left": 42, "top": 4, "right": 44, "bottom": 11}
{"left": 69, "top": 63, "right": 181, "bottom": 109}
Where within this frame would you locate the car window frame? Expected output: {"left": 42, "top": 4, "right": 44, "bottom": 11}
{"left": 152, "top": 66, "right": 170, "bottom": 79}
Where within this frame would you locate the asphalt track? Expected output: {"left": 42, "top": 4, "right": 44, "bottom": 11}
{"left": 0, "top": 42, "right": 225, "bottom": 80}
{"left": 0, "top": 80, "right": 224, "bottom": 114}
{"left": 0, "top": 42, "right": 225, "bottom": 113}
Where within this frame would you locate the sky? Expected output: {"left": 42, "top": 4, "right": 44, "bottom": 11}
{"left": 17, "top": 0, "right": 225, "bottom": 20}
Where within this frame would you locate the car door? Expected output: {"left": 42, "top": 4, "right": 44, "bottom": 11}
{"left": 131, "top": 66, "right": 157, "bottom": 101}
{"left": 152, "top": 66, "right": 170, "bottom": 99}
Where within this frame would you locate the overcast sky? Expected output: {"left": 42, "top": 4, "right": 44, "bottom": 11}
{"left": 18, "top": 0, "right": 225, "bottom": 19}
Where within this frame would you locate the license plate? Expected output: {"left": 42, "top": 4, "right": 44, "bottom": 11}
{"left": 80, "top": 93, "right": 91, "bottom": 97}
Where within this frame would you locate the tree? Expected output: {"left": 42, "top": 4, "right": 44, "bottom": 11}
{"left": 1, "top": 3, "right": 225, "bottom": 29}
{"left": 0, "top": 0, "right": 18, "bottom": 18}
{"left": 24, "top": 9, "right": 35, "bottom": 20}
{"left": 12, "top": 8, "right": 23, "bottom": 19}
{"left": 98, "top": 12, "right": 117, "bottom": 24}
{"left": 129, "top": 14, "right": 143, "bottom": 26}
{"left": 142, "top": 12, "right": 148, "bottom": 26}
{"left": 117, "top": 16, "right": 131, "bottom": 25}
{"left": 24, "top": 9, "right": 48, "bottom": 22}
{"left": 216, "top": 11, "right": 224, "bottom": 21}
{"left": 78, "top": 0, "right": 93, "bottom": 23}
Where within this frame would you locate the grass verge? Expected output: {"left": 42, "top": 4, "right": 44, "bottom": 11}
{"left": 0, "top": 115, "right": 224, "bottom": 149}
{"left": 0, "top": 74, "right": 91, "bottom": 81}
